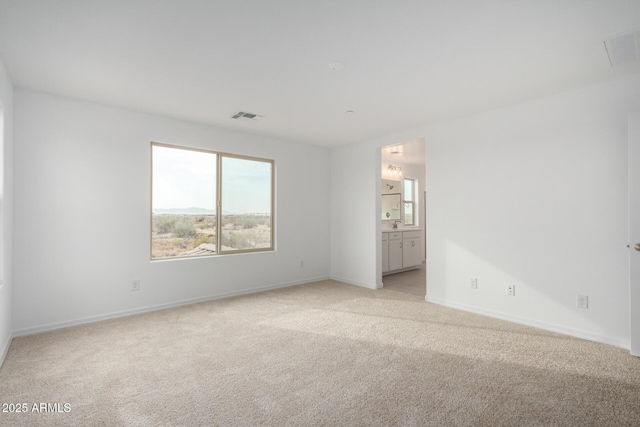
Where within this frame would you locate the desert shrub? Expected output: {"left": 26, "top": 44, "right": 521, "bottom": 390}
{"left": 154, "top": 215, "right": 176, "bottom": 234}
{"left": 171, "top": 238, "right": 185, "bottom": 247}
{"left": 173, "top": 218, "right": 197, "bottom": 238}
{"left": 194, "top": 235, "right": 215, "bottom": 247}
{"left": 224, "top": 228, "right": 269, "bottom": 249}
{"left": 194, "top": 216, "right": 216, "bottom": 229}
{"left": 226, "top": 215, "right": 270, "bottom": 230}
{"left": 222, "top": 231, "right": 251, "bottom": 249}
{"left": 241, "top": 218, "right": 257, "bottom": 229}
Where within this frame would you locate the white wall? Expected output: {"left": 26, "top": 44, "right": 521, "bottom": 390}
{"left": 330, "top": 143, "right": 381, "bottom": 288}
{"left": 425, "top": 73, "right": 640, "bottom": 347}
{"left": 331, "top": 72, "right": 640, "bottom": 348}
{"left": 13, "top": 89, "right": 331, "bottom": 334}
{"left": 0, "top": 56, "right": 14, "bottom": 364}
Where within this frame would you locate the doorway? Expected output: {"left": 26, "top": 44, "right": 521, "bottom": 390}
{"left": 381, "top": 262, "right": 426, "bottom": 297}
{"left": 379, "top": 138, "right": 426, "bottom": 296}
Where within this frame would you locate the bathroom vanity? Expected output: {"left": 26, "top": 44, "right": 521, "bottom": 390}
{"left": 381, "top": 229, "right": 423, "bottom": 275}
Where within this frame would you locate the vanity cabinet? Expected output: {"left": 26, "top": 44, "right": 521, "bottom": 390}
{"left": 382, "top": 230, "right": 422, "bottom": 275}
{"left": 402, "top": 230, "right": 422, "bottom": 268}
{"left": 388, "top": 232, "right": 403, "bottom": 271}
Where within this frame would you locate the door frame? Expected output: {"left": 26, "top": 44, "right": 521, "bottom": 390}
{"left": 629, "top": 112, "right": 640, "bottom": 356}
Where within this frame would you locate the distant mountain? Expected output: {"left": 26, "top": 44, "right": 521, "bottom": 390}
{"left": 153, "top": 207, "right": 216, "bottom": 216}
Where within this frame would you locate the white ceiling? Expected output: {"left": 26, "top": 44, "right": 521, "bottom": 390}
{"left": 1, "top": 1, "right": 639, "bottom": 148}
{"left": 381, "top": 139, "right": 425, "bottom": 166}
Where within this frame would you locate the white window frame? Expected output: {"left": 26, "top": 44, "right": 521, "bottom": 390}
{"left": 403, "top": 177, "right": 415, "bottom": 226}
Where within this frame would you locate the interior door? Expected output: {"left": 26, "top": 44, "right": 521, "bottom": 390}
{"left": 629, "top": 112, "right": 640, "bottom": 357}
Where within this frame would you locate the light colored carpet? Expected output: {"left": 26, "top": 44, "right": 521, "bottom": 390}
{"left": 1, "top": 279, "right": 639, "bottom": 426}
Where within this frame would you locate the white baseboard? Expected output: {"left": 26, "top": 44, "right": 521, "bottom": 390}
{"left": 382, "top": 265, "right": 419, "bottom": 276}
{"left": 0, "top": 332, "right": 12, "bottom": 368}
{"left": 13, "top": 276, "right": 330, "bottom": 338}
{"left": 330, "top": 275, "right": 380, "bottom": 290}
{"left": 427, "top": 296, "right": 630, "bottom": 350}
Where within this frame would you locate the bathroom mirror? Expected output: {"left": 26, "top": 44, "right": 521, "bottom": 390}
{"left": 381, "top": 193, "right": 401, "bottom": 220}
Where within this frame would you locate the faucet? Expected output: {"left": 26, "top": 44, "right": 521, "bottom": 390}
{"left": 393, "top": 220, "right": 401, "bottom": 229}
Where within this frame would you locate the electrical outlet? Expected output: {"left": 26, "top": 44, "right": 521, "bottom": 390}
{"left": 577, "top": 295, "right": 589, "bottom": 309}
{"left": 131, "top": 280, "right": 140, "bottom": 292}
{"left": 506, "top": 284, "right": 515, "bottom": 296}
{"left": 470, "top": 278, "right": 478, "bottom": 289}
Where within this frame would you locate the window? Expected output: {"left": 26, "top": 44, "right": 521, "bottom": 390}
{"left": 151, "top": 143, "right": 274, "bottom": 260}
{"left": 404, "top": 178, "right": 415, "bottom": 226}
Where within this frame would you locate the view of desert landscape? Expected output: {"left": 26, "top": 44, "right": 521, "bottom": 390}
{"left": 151, "top": 214, "right": 271, "bottom": 259}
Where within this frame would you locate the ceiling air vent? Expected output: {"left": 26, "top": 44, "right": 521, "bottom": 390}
{"left": 230, "top": 111, "right": 263, "bottom": 122}
{"left": 604, "top": 29, "right": 640, "bottom": 67}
